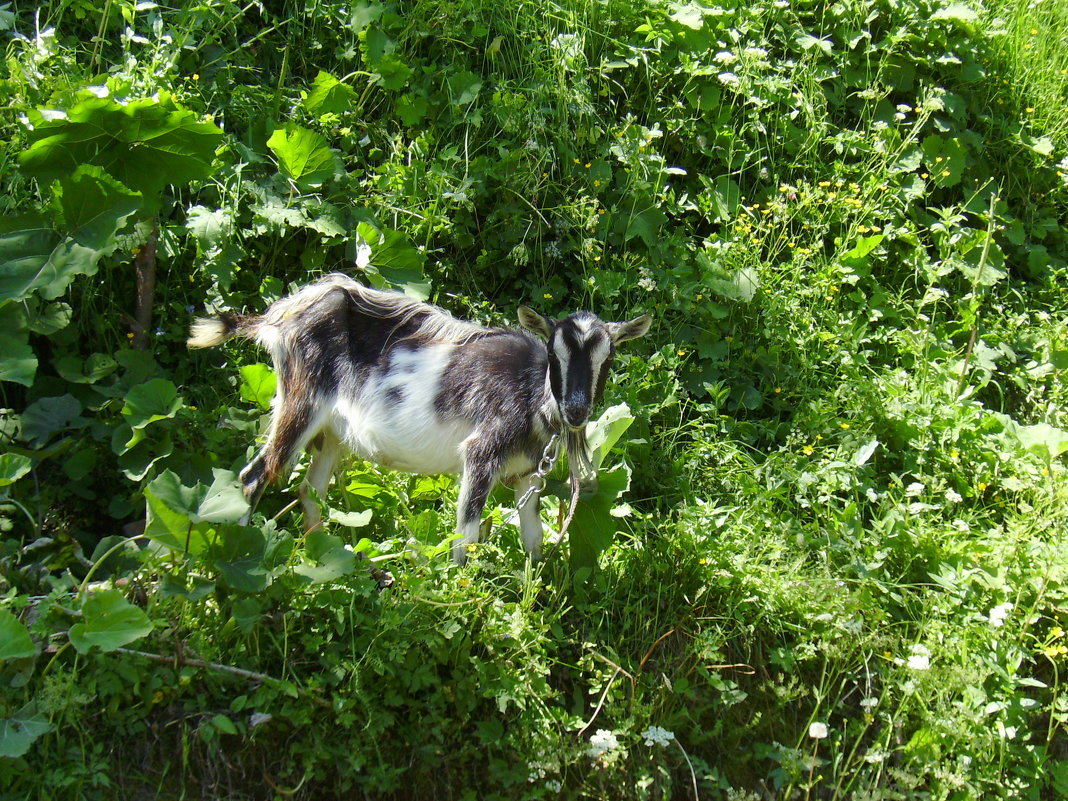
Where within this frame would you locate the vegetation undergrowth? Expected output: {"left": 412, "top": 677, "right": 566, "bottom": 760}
{"left": 1, "top": 0, "right": 1066, "bottom": 798}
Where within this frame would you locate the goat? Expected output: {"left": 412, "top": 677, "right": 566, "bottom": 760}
{"left": 188, "top": 273, "right": 650, "bottom": 564}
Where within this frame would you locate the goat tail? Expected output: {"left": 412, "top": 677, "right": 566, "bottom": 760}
{"left": 187, "top": 313, "right": 254, "bottom": 349}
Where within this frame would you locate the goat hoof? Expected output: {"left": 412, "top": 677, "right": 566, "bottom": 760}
{"left": 371, "top": 568, "right": 395, "bottom": 591}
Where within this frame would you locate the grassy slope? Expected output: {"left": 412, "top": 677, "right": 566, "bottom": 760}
{"left": 1, "top": 0, "right": 1067, "bottom": 799}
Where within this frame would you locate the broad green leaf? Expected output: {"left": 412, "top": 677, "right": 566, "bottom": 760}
{"left": 240, "top": 363, "right": 277, "bottom": 410}
{"left": 840, "top": 235, "right": 884, "bottom": 277}
{"left": 146, "top": 468, "right": 249, "bottom": 527}
{"left": 20, "top": 394, "right": 83, "bottom": 447}
{"left": 210, "top": 714, "right": 238, "bottom": 736}
{"left": 702, "top": 175, "right": 741, "bottom": 222}
{"left": 116, "top": 428, "right": 173, "bottom": 480}
{"left": 931, "top": 3, "right": 979, "bottom": 23}
{"left": 0, "top": 703, "right": 51, "bottom": 758}
{"left": 21, "top": 96, "right": 223, "bottom": 204}
{"left": 375, "top": 53, "right": 413, "bottom": 91}
{"left": 585, "top": 404, "right": 635, "bottom": 469}
{"left": 197, "top": 469, "right": 252, "bottom": 523}
{"left": 0, "top": 165, "right": 140, "bottom": 304}
{"left": 355, "top": 221, "right": 428, "bottom": 298}
{"left": 28, "top": 300, "right": 72, "bottom": 334}
{"left": 302, "top": 71, "right": 356, "bottom": 115}
{"left": 854, "top": 438, "right": 879, "bottom": 467}
{"left": 0, "top": 453, "right": 32, "bottom": 488}
{"left": 796, "top": 33, "right": 833, "bottom": 54}
{"left": 68, "top": 589, "right": 152, "bottom": 654}
{"left": 267, "top": 124, "right": 338, "bottom": 189}
{"left": 1014, "top": 422, "right": 1068, "bottom": 462}
{"left": 122, "top": 378, "right": 183, "bottom": 429}
{"left": 0, "top": 608, "right": 35, "bottom": 660}
{"left": 211, "top": 526, "right": 273, "bottom": 593}
{"left": 397, "top": 92, "right": 429, "bottom": 126}
{"left": 568, "top": 463, "right": 631, "bottom": 575}
{"left": 670, "top": 3, "right": 706, "bottom": 29}
{"left": 54, "top": 352, "right": 118, "bottom": 384}
{"left": 185, "top": 205, "right": 233, "bottom": 247}
{"left": 144, "top": 469, "right": 249, "bottom": 553}
{"left": 329, "top": 508, "right": 373, "bottom": 527}
{"left": 0, "top": 333, "right": 37, "bottom": 386}
{"left": 448, "top": 71, "right": 482, "bottom": 106}
{"left": 921, "top": 134, "right": 968, "bottom": 187}
{"left": 350, "top": 1, "right": 384, "bottom": 31}
{"left": 619, "top": 200, "right": 667, "bottom": 247}
{"left": 51, "top": 164, "right": 144, "bottom": 246}
{"left": 294, "top": 528, "right": 356, "bottom": 585}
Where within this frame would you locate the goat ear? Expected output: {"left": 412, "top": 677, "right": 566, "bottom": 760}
{"left": 518, "top": 306, "right": 554, "bottom": 339}
{"left": 607, "top": 313, "right": 652, "bottom": 343}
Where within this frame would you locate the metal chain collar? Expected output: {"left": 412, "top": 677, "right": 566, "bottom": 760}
{"left": 515, "top": 432, "right": 561, "bottom": 511}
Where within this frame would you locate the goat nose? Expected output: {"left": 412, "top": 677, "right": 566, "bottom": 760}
{"left": 563, "top": 402, "right": 589, "bottom": 426}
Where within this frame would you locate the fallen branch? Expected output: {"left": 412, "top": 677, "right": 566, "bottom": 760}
{"left": 116, "top": 647, "right": 332, "bottom": 710}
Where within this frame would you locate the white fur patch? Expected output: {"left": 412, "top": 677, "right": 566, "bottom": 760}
{"left": 329, "top": 344, "right": 470, "bottom": 475}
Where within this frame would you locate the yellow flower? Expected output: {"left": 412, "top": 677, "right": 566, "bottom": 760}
{"left": 839, "top": 422, "right": 850, "bottom": 430}
{"left": 803, "top": 445, "right": 814, "bottom": 455}
{"left": 978, "top": 482, "right": 988, "bottom": 491}
{"left": 543, "top": 292, "right": 553, "bottom": 299}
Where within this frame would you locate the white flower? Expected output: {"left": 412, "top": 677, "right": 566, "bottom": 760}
{"left": 906, "top": 644, "right": 931, "bottom": 671}
{"left": 860, "top": 696, "right": 879, "bottom": 711}
{"left": 743, "top": 46, "right": 768, "bottom": 58}
{"left": 946, "top": 488, "right": 963, "bottom": 503}
{"left": 641, "top": 725, "right": 675, "bottom": 747}
{"left": 587, "top": 729, "right": 620, "bottom": 759}
{"left": 988, "top": 602, "right": 1014, "bottom": 628}
{"left": 717, "top": 72, "right": 740, "bottom": 86}
{"left": 905, "top": 481, "right": 926, "bottom": 497}
{"left": 714, "top": 50, "right": 737, "bottom": 64}
{"left": 808, "top": 721, "right": 829, "bottom": 739}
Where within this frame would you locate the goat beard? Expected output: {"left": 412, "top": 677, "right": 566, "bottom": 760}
{"left": 566, "top": 426, "right": 599, "bottom": 496}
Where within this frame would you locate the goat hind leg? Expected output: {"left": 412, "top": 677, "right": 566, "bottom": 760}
{"left": 239, "top": 388, "right": 321, "bottom": 523}
{"left": 299, "top": 431, "right": 341, "bottom": 533}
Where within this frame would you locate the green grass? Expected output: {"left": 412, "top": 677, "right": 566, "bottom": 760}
{"left": 1, "top": 0, "right": 1067, "bottom": 798}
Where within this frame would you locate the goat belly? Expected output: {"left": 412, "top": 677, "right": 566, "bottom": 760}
{"left": 329, "top": 345, "right": 470, "bottom": 475}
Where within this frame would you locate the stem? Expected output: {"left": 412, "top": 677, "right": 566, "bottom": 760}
{"left": 117, "top": 647, "right": 332, "bottom": 710}
{"left": 955, "top": 193, "right": 998, "bottom": 399}
{"left": 76, "top": 535, "right": 142, "bottom": 602}
{"left": 132, "top": 218, "right": 159, "bottom": 350}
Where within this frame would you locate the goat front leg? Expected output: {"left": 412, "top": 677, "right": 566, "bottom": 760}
{"left": 452, "top": 445, "right": 502, "bottom": 565}
{"left": 513, "top": 475, "right": 544, "bottom": 559}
